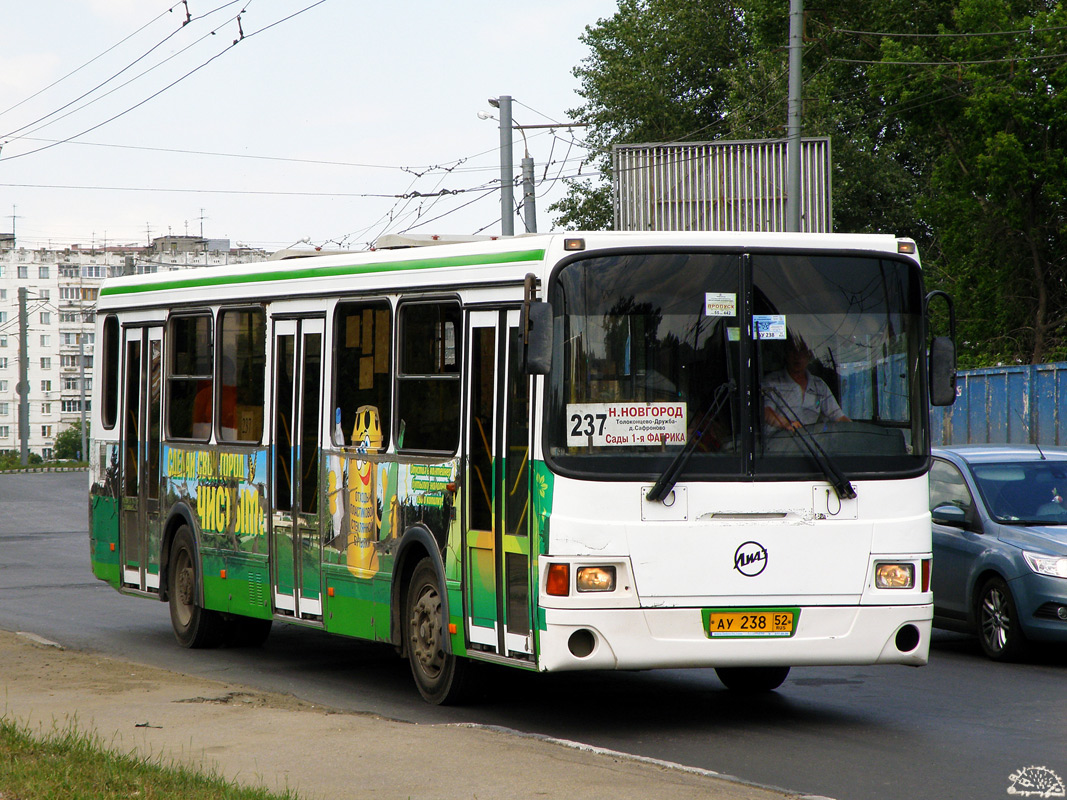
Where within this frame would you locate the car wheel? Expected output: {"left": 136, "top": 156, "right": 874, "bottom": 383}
{"left": 715, "top": 666, "right": 791, "bottom": 692}
{"left": 976, "top": 576, "right": 1027, "bottom": 661}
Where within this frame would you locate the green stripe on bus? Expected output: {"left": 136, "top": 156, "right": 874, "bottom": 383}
{"left": 100, "top": 249, "right": 547, "bottom": 297}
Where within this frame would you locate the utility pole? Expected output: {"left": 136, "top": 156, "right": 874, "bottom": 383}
{"left": 17, "top": 287, "right": 29, "bottom": 466}
{"left": 786, "top": 0, "right": 804, "bottom": 232}
{"left": 521, "top": 155, "right": 537, "bottom": 233}
{"left": 485, "top": 96, "right": 587, "bottom": 234}
{"left": 79, "top": 331, "right": 87, "bottom": 461}
{"left": 491, "top": 95, "right": 515, "bottom": 236}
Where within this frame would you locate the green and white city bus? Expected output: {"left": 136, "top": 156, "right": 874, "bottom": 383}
{"left": 88, "top": 231, "right": 956, "bottom": 703}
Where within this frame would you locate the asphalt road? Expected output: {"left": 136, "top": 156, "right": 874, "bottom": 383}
{"left": 2, "top": 471, "right": 1065, "bottom": 800}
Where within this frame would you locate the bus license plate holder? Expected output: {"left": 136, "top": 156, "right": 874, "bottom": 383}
{"left": 702, "top": 608, "right": 799, "bottom": 639}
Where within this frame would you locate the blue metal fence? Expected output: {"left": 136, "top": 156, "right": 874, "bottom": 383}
{"left": 930, "top": 363, "right": 1067, "bottom": 446}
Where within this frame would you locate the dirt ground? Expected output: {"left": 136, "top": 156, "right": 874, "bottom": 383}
{"left": 0, "top": 629, "right": 805, "bottom": 800}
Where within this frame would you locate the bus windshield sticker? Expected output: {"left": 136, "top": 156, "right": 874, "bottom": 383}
{"left": 566, "top": 403, "right": 687, "bottom": 447}
{"left": 705, "top": 292, "right": 736, "bottom": 317}
{"left": 754, "top": 314, "right": 786, "bottom": 340}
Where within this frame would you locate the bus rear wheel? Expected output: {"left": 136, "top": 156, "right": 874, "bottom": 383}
{"left": 715, "top": 666, "right": 791, "bottom": 692}
{"left": 405, "top": 557, "right": 469, "bottom": 705}
{"left": 168, "top": 525, "right": 224, "bottom": 649}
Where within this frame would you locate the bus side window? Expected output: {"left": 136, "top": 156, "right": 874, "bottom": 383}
{"left": 218, "top": 307, "right": 266, "bottom": 443}
{"left": 101, "top": 314, "right": 120, "bottom": 429}
{"left": 396, "top": 301, "right": 461, "bottom": 453}
{"left": 332, "top": 301, "right": 392, "bottom": 450}
{"left": 167, "top": 313, "right": 213, "bottom": 440}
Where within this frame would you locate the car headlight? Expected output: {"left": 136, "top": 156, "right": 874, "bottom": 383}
{"left": 1023, "top": 551, "right": 1067, "bottom": 578}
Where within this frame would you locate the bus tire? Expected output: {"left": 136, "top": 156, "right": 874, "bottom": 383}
{"left": 405, "top": 557, "right": 469, "bottom": 705}
{"left": 168, "top": 524, "right": 224, "bottom": 649}
{"left": 715, "top": 666, "right": 790, "bottom": 692}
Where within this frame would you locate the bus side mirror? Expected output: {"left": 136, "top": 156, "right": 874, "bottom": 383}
{"left": 523, "top": 301, "right": 553, "bottom": 375}
{"left": 930, "top": 336, "right": 957, "bottom": 407}
{"left": 925, "top": 289, "right": 957, "bottom": 407}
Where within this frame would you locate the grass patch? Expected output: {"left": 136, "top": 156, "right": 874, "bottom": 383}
{"left": 0, "top": 717, "right": 299, "bottom": 800}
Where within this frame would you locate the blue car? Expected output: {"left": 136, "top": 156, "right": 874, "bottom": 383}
{"left": 930, "top": 445, "right": 1067, "bottom": 660}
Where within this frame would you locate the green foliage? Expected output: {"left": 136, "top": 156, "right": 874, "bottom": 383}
{"left": 0, "top": 449, "right": 43, "bottom": 470}
{"left": 0, "top": 717, "right": 299, "bottom": 800}
{"left": 53, "top": 419, "right": 89, "bottom": 461}
{"left": 552, "top": 0, "right": 749, "bottom": 229}
{"left": 558, "top": 0, "right": 1067, "bottom": 365}
{"left": 549, "top": 179, "right": 614, "bottom": 230}
{"left": 874, "top": 0, "right": 1067, "bottom": 364}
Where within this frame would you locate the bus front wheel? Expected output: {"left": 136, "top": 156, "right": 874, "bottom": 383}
{"left": 168, "top": 525, "right": 224, "bottom": 649}
{"left": 405, "top": 557, "right": 469, "bottom": 704}
{"left": 715, "top": 666, "right": 791, "bottom": 692}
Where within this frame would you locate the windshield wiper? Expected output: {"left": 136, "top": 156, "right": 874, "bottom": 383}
{"left": 646, "top": 381, "right": 735, "bottom": 503}
{"left": 763, "top": 386, "right": 857, "bottom": 501}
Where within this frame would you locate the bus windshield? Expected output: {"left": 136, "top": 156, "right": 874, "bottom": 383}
{"left": 545, "top": 249, "right": 928, "bottom": 481}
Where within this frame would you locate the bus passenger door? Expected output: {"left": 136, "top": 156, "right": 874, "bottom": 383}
{"left": 270, "top": 318, "right": 324, "bottom": 620}
{"left": 119, "top": 325, "right": 163, "bottom": 593}
{"left": 463, "top": 309, "right": 533, "bottom": 658}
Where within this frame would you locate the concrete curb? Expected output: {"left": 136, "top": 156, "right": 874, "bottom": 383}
{"left": 0, "top": 466, "right": 88, "bottom": 474}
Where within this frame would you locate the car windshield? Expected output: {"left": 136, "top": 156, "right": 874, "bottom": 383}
{"left": 971, "top": 460, "right": 1067, "bottom": 524}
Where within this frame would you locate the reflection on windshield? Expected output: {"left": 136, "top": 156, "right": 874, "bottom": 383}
{"left": 753, "top": 253, "right": 921, "bottom": 468}
{"left": 550, "top": 252, "right": 741, "bottom": 461}
{"left": 973, "top": 462, "right": 1067, "bottom": 524}
{"left": 546, "top": 250, "right": 928, "bottom": 480}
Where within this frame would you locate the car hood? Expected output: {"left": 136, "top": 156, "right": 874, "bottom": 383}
{"left": 996, "top": 522, "right": 1067, "bottom": 555}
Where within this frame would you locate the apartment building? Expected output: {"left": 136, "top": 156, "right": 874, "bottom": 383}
{"left": 0, "top": 235, "right": 267, "bottom": 458}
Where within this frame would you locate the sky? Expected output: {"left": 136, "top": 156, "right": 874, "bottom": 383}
{"left": 0, "top": 0, "right": 620, "bottom": 252}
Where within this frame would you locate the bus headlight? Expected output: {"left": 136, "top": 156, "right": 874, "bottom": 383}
{"left": 576, "top": 566, "right": 616, "bottom": 592}
{"left": 875, "top": 563, "right": 915, "bottom": 589}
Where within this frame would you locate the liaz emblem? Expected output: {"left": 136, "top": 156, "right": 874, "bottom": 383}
{"left": 734, "top": 541, "right": 768, "bottom": 577}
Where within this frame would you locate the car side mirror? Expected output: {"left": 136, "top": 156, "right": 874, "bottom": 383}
{"left": 931, "top": 503, "right": 968, "bottom": 528}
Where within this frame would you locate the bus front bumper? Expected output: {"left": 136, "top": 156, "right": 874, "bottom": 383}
{"left": 537, "top": 604, "right": 932, "bottom": 672}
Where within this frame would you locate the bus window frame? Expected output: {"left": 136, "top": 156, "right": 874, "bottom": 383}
{"left": 330, "top": 297, "right": 394, "bottom": 451}
{"left": 100, "top": 314, "right": 120, "bottom": 430}
{"left": 216, "top": 304, "right": 267, "bottom": 445}
{"left": 165, "top": 310, "right": 214, "bottom": 442}
{"left": 394, "top": 296, "right": 462, "bottom": 455}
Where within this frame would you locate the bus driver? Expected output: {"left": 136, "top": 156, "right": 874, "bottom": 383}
{"left": 763, "top": 336, "right": 849, "bottom": 432}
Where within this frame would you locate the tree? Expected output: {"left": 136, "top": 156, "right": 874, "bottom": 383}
{"left": 551, "top": 0, "right": 749, "bottom": 229}
{"left": 874, "top": 0, "right": 1067, "bottom": 364}
{"left": 53, "top": 420, "right": 89, "bottom": 461}
{"left": 557, "top": 0, "right": 1067, "bottom": 365}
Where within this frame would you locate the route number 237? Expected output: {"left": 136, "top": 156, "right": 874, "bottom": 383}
{"left": 570, "top": 412, "right": 607, "bottom": 438}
